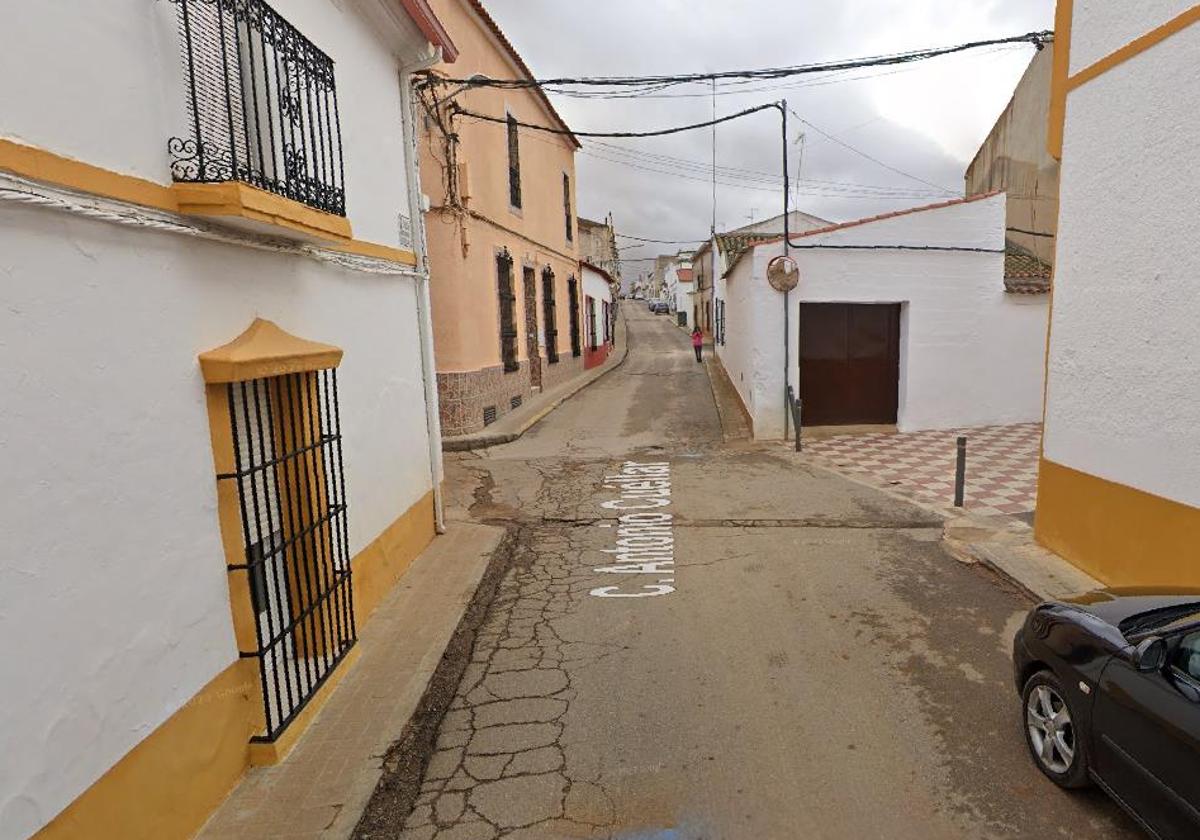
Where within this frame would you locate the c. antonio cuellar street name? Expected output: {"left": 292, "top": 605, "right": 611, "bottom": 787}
{"left": 590, "top": 461, "right": 675, "bottom": 598}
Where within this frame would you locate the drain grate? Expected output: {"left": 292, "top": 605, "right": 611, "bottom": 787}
{"left": 510, "top": 395, "right": 523, "bottom": 410}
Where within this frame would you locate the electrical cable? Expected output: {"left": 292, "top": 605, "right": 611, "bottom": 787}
{"left": 428, "top": 30, "right": 1052, "bottom": 90}
{"left": 451, "top": 102, "right": 779, "bottom": 138}
{"left": 788, "top": 109, "right": 956, "bottom": 194}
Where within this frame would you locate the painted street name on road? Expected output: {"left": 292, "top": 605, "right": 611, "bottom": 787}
{"left": 591, "top": 461, "right": 675, "bottom": 598}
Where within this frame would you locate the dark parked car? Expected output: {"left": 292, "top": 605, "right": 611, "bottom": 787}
{"left": 650, "top": 301, "right": 670, "bottom": 314}
{"left": 1013, "top": 589, "right": 1200, "bottom": 838}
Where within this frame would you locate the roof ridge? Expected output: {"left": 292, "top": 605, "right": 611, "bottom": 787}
{"left": 464, "top": 0, "right": 580, "bottom": 148}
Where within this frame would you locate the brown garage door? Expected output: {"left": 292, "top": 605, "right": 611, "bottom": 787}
{"left": 798, "top": 303, "right": 900, "bottom": 426}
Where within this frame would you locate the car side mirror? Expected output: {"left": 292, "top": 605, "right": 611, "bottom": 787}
{"left": 1134, "top": 636, "right": 1167, "bottom": 672}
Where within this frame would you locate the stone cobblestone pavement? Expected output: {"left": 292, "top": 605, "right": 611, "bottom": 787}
{"left": 804, "top": 423, "right": 1042, "bottom": 518}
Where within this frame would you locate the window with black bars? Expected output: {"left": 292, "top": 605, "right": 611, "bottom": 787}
{"left": 167, "top": 0, "right": 346, "bottom": 216}
{"left": 506, "top": 115, "right": 521, "bottom": 209}
{"left": 603, "top": 300, "right": 612, "bottom": 343}
{"left": 587, "top": 298, "right": 598, "bottom": 351}
{"left": 219, "top": 369, "right": 355, "bottom": 742}
{"left": 497, "top": 250, "right": 519, "bottom": 372}
{"left": 563, "top": 174, "right": 573, "bottom": 242}
{"left": 542, "top": 267, "right": 559, "bottom": 364}
{"left": 567, "top": 276, "right": 581, "bottom": 357}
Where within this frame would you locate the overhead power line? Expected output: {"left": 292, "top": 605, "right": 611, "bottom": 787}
{"left": 788, "top": 109, "right": 956, "bottom": 194}
{"left": 428, "top": 30, "right": 1051, "bottom": 92}
{"left": 451, "top": 102, "right": 779, "bottom": 138}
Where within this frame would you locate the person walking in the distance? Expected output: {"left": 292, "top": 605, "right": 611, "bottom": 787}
{"left": 691, "top": 327, "right": 704, "bottom": 363}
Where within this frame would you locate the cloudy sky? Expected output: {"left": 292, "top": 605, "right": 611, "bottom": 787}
{"left": 483, "top": 0, "right": 1054, "bottom": 277}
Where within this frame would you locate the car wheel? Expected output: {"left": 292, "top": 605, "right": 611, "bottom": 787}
{"left": 1022, "top": 670, "right": 1090, "bottom": 788}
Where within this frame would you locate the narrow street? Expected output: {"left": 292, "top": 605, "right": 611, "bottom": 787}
{"left": 366, "top": 307, "right": 1136, "bottom": 840}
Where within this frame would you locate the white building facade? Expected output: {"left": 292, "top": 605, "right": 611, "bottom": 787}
{"left": 0, "top": 2, "right": 457, "bottom": 838}
{"left": 717, "top": 193, "right": 1048, "bottom": 439}
{"left": 1036, "top": 1, "right": 1200, "bottom": 588}
{"left": 581, "top": 262, "right": 617, "bottom": 368}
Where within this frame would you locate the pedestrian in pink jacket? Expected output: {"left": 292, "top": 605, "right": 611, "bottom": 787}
{"left": 691, "top": 327, "right": 704, "bottom": 363}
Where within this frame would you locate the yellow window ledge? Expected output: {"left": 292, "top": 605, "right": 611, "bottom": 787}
{"left": 199, "top": 318, "right": 343, "bottom": 384}
{"left": 173, "top": 181, "right": 353, "bottom": 243}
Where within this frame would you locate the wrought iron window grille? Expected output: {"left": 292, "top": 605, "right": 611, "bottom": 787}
{"left": 567, "top": 276, "right": 582, "bottom": 358}
{"left": 218, "top": 368, "right": 355, "bottom": 742}
{"left": 587, "top": 298, "right": 598, "bottom": 352}
{"left": 497, "top": 249, "right": 519, "bottom": 372}
{"left": 506, "top": 114, "right": 521, "bottom": 209}
{"left": 542, "top": 266, "right": 559, "bottom": 364}
{"left": 563, "top": 174, "right": 573, "bottom": 242}
{"left": 168, "top": 0, "right": 347, "bottom": 216}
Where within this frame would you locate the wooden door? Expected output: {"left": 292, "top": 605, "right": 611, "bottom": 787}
{"left": 798, "top": 303, "right": 900, "bottom": 425}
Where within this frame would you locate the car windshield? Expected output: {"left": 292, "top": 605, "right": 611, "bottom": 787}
{"left": 1118, "top": 602, "right": 1200, "bottom": 637}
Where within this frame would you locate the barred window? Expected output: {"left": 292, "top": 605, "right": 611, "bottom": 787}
{"left": 167, "top": 0, "right": 346, "bottom": 216}
{"left": 542, "top": 267, "right": 559, "bottom": 364}
{"left": 567, "top": 276, "right": 581, "bottom": 357}
{"left": 587, "top": 297, "right": 598, "bottom": 351}
{"left": 507, "top": 115, "right": 521, "bottom": 209}
{"left": 563, "top": 174, "right": 573, "bottom": 242}
{"left": 221, "top": 369, "right": 354, "bottom": 742}
{"left": 497, "top": 250, "right": 519, "bottom": 372}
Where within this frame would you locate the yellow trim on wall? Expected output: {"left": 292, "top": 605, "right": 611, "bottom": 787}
{"left": 352, "top": 489, "right": 437, "bottom": 621}
{"left": 332, "top": 238, "right": 419, "bottom": 265}
{"left": 1067, "top": 4, "right": 1200, "bottom": 92}
{"left": 247, "top": 646, "right": 363, "bottom": 766}
{"left": 173, "top": 181, "right": 353, "bottom": 242}
{"left": 199, "top": 318, "right": 344, "bottom": 384}
{"left": 0, "top": 139, "right": 415, "bottom": 266}
{"left": 1036, "top": 458, "right": 1200, "bottom": 587}
{"left": 32, "top": 489, "right": 437, "bottom": 838}
{"left": 0, "top": 138, "right": 180, "bottom": 209}
{"left": 1046, "top": 0, "right": 1072, "bottom": 161}
{"left": 32, "top": 659, "right": 258, "bottom": 840}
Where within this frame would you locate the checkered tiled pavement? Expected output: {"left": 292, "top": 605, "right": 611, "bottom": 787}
{"left": 805, "top": 423, "right": 1042, "bottom": 517}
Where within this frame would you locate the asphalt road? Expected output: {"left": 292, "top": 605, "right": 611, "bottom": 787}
{"left": 386, "top": 307, "right": 1139, "bottom": 839}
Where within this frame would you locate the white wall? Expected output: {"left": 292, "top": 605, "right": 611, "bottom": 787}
{"left": 582, "top": 264, "right": 613, "bottom": 343}
{"left": 0, "top": 205, "right": 433, "bottom": 839}
{"left": 675, "top": 282, "right": 693, "bottom": 326}
{"left": 0, "top": 0, "right": 424, "bottom": 249}
{"left": 1068, "top": 0, "right": 1194, "bottom": 75}
{"left": 1044, "top": 20, "right": 1200, "bottom": 508}
{"left": 721, "top": 194, "right": 1048, "bottom": 438}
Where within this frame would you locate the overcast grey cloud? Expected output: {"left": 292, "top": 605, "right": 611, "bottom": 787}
{"left": 483, "top": 0, "right": 1054, "bottom": 274}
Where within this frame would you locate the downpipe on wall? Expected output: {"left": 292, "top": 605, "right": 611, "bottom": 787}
{"left": 402, "top": 46, "right": 448, "bottom": 534}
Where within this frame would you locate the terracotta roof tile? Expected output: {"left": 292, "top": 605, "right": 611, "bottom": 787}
{"left": 1003, "top": 245, "right": 1051, "bottom": 294}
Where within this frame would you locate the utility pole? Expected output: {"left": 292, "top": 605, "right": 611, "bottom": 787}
{"left": 710, "top": 78, "right": 717, "bottom": 237}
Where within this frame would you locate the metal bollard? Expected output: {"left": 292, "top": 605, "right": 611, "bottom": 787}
{"left": 953, "top": 436, "right": 967, "bottom": 507}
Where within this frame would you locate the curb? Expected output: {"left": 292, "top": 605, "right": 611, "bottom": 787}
{"left": 442, "top": 312, "right": 632, "bottom": 452}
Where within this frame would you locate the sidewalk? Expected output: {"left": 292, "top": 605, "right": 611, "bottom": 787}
{"left": 795, "top": 447, "right": 1102, "bottom": 603}
{"left": 442, "top": 313, "right": 630, "bottom": 452}
{"left": 704, "top": 353, "right": 751, "bottom": 442}
{"left": 198, "top": 523, "right": 504, "bottom": 840}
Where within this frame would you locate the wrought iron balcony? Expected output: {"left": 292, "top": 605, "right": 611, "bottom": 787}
{"left": 168, "top": 0, "right": 346, "bottom": 217}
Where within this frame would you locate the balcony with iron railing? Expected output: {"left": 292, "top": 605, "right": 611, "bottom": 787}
{"left": 167, "top": 0, "right": 351, "bottom": 241}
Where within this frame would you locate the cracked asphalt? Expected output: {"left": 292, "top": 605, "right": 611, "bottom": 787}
{"left": 360, "top": 308, "right": 1139, "bottom": 840}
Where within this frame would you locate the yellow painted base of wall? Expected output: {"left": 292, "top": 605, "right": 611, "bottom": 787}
{"left": 247, "top": 646, "right": 362, "bottom": 767}
{"left": 33, "top": 659, "right": 258, "bottom": 840}
{"left": 33, "top": 490, "right": 437, "bottom": 840}
{"left": 1036, "top": 458, "right": 1200, "bottom": 586}
{"left": 352, "top": 489, "right": 437, "bottom": 622}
